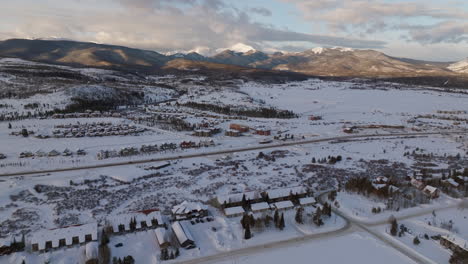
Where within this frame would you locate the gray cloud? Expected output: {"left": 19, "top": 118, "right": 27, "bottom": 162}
{"left": 0, "top": 0, "right": 385, "bottom": 55}
{"left": 249, "top": 7, "right": 272, "bottom": 17}
{"left": 281, "top": 0, "right": 468, "bottom": 44}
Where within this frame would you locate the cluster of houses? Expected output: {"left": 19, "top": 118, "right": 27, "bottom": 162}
{"left": 410, "top": 177, "right": 440, "bottom": 199}
{"left": 30, "top": 223, "right": 98, "bottom": 252}
{"left": 224, "top": 123, "right": 271, "bottom": 137}
{"left": 97, "top": 140, "right": 215, "bottom": 160}
{"left": 51, "top": 110, "right": 123, "bottom": 119}
{"left": 19, "top": 149, "right": 86, "bottom": 158}
{"left": 217, "top": 186, "right": 316, "bottom": 218}
{"left": 45, "top": 122, "right": 147, "bottom": 138}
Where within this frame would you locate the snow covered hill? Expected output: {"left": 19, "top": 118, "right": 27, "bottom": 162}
{"left": 448, "top": 58, "right": 468, "bottom": 73}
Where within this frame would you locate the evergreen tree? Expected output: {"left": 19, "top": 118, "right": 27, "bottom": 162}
{"left": 21, "top": 128, "right": 28, "bottom": 137}
{"left": 169, "top": 251, "right": 175, "bottom": 260}
{"left": 244, "top": 223, "right": 252, "bottom": 239}
{"left": 295, "top": 207, "right": 303, "bottom": 224}
{"left": 8, "top": 123, "right": 11, "bottom": 129}
{"left": 413, "top": 237, "right": 420, "bottom": 245}
{"left": 175, "top": 248, "right": 180, "bottom": 258}
{"left": 241, "top": 194, "right": 247, "bottom": 208}
{"left": 274, "top": 210, "right": 279, "bottom": 227}
{"left": 279, "top": 213, "right": 285, "bottom": 230}
{"left": 264, "top": 214, "right": 272, "bottom": 227}
{"left": 390, "top": 218, "right": 398, "bottom": 236}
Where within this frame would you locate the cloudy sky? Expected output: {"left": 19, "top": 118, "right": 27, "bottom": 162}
{"left": 1, "top": 0, "right": 468, "bottom": 61}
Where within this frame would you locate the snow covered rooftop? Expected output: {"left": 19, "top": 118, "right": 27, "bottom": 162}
{"left": 172, "top": 221, "right": 194, "bottom": 246}
{"left": 423, "top": 185, "right": 438, "bottom": 194}
{"left": 299, "top": 197, "right": 316, "bottom": 205}
{"left": 267, "top": 186, "right": 307, "bottom": 200}
{"left": 31, "top": 223, "right": 98, "bottom": 251}
{"left": 224, "top": 206, "right": 245, "bottom": 216}
{"left": 172, "top": 201, "right": 207, "bottom": 215}
{"left": 154, "top": 227, "right": 170, "bottom": 246}
{"left": 109, "top": 209, "right": 163, "bottom": 232}
{"left": 447, "top": 178, "right": 460, "bottom": 187}
{"left": 217, "top": 191, "right": 261, "bottom": 205}
{"left": 251, "top": 202, "right": 270, "bottom": 212}
{"left": 272, "top": 200, "right": 295, "bottom": 210}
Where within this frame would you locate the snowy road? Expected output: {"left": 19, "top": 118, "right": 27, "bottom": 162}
{"left": 0, "top": 131, "right": 464, "bottom": 177}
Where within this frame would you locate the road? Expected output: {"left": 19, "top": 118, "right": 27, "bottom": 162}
{"left": 0, "top": 131, "right": 464, "bottom": 177}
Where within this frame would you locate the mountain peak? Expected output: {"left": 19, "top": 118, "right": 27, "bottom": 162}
{"left": 228, "top": 43, "right": 256, "bottom": 53}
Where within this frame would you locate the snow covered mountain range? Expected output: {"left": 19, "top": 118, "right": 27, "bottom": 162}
{"left": 0, "top": 39, "right": 466, "bottom": 78}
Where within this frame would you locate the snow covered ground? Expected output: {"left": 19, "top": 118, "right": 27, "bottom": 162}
{"left": 0, "top": 77, "right": 467, "bottom": 263}
{"left": 216, "top": 232, "right": 416, "bottom": 264}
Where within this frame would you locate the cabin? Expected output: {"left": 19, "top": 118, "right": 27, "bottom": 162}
{"left": 224, "top": 206, "right": 245, "bottom": 218}
{"left": 271, "top": 201, "right": 295, "bottom": 211}
{"left": 172, "top": 222, "right": 195, "bottom": 249}
{"left": 172, "top": 201, "right": 208, "bottom": 221}
{"left": 299, "top": 197, "right": 317, "bottom": 207}
{"left": 440, "top": 235, "right": 468, "bottom": 254}
{"left": 31, "top": 223, "right": 98, "bottom": 252}
{"left": 109, "top": 209, "right": 163, "bottom": 233}
{"left": 154, "top": 228, "right": 171, "bottom": 249}
{"left": 250, "top": 202, "right": 271, "bottom": 213}
{"left": 423, "top": 185, "right": 440, "bottom": 199}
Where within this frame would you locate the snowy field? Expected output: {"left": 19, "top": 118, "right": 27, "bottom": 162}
{"left": 0, "top": 77, "right": 467, "bottom": 263}
{"left": 216, "top": 232, "right": 416, "bottom": 264}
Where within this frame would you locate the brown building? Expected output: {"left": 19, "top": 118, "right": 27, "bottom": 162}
{"left": 229, "top": 124, "right": 249, "bottom": 133}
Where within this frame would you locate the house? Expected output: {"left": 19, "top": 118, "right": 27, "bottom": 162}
{"left": 154, "top": 228, "right": 171, "bottom": 249}
{"left": 250, "top": 202, "right": 271, "bottom": 213}
{"left": 423, "top": 185, "right": 440, "bottom": 199}
{"left": 172, "top": 221, "right": 195, "bottom": 249}
{"left": 109, "top": 209, "right": 163, "bottom": 233}
{"left": 48, "top": 150, "right": 60, "bottom": 157}
{"left": 440, "top": 235, "right": 468, "bottom": 254}
{"left": 265, "top": 186, "right": 308, "bottom": 203}
{"left": 271, "top": 201, "right": 295, "bottom": 211}
{"left": 224, "top": 206, "right": 245, "bottom": 218}
{"left": 299, "top": 197, "right": 317, "bottom": 207}
{"left": 171, "top": 201, "right": 208, "bottom": 221}
{"left": 31, "top": 223, "right": 98, "bottom": 252}
{"left": 255, "top": 128, "right": 271, "bottom": 136}
{"left": 373, "top": 176, "right": 389, "bottom": 185}
{"left": 229, "top": 123, "right": 249, "bottom": 133}
{"left": 217, "top": 191, "right": 263, "bottom": 207}
{"left": 225, "top": 130, "right": 241, "bottom": 137}
{"left": 411, "top": 178, "right": 425, "bottom": 190}
{"left": 443, "top": 178, "right": 460, "bottom": 189}
{"left": 193, "top": 129, "right": 212, "bottom": 137}
{"left": 309, "top": 115, "right": 322, "bottom": 121}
